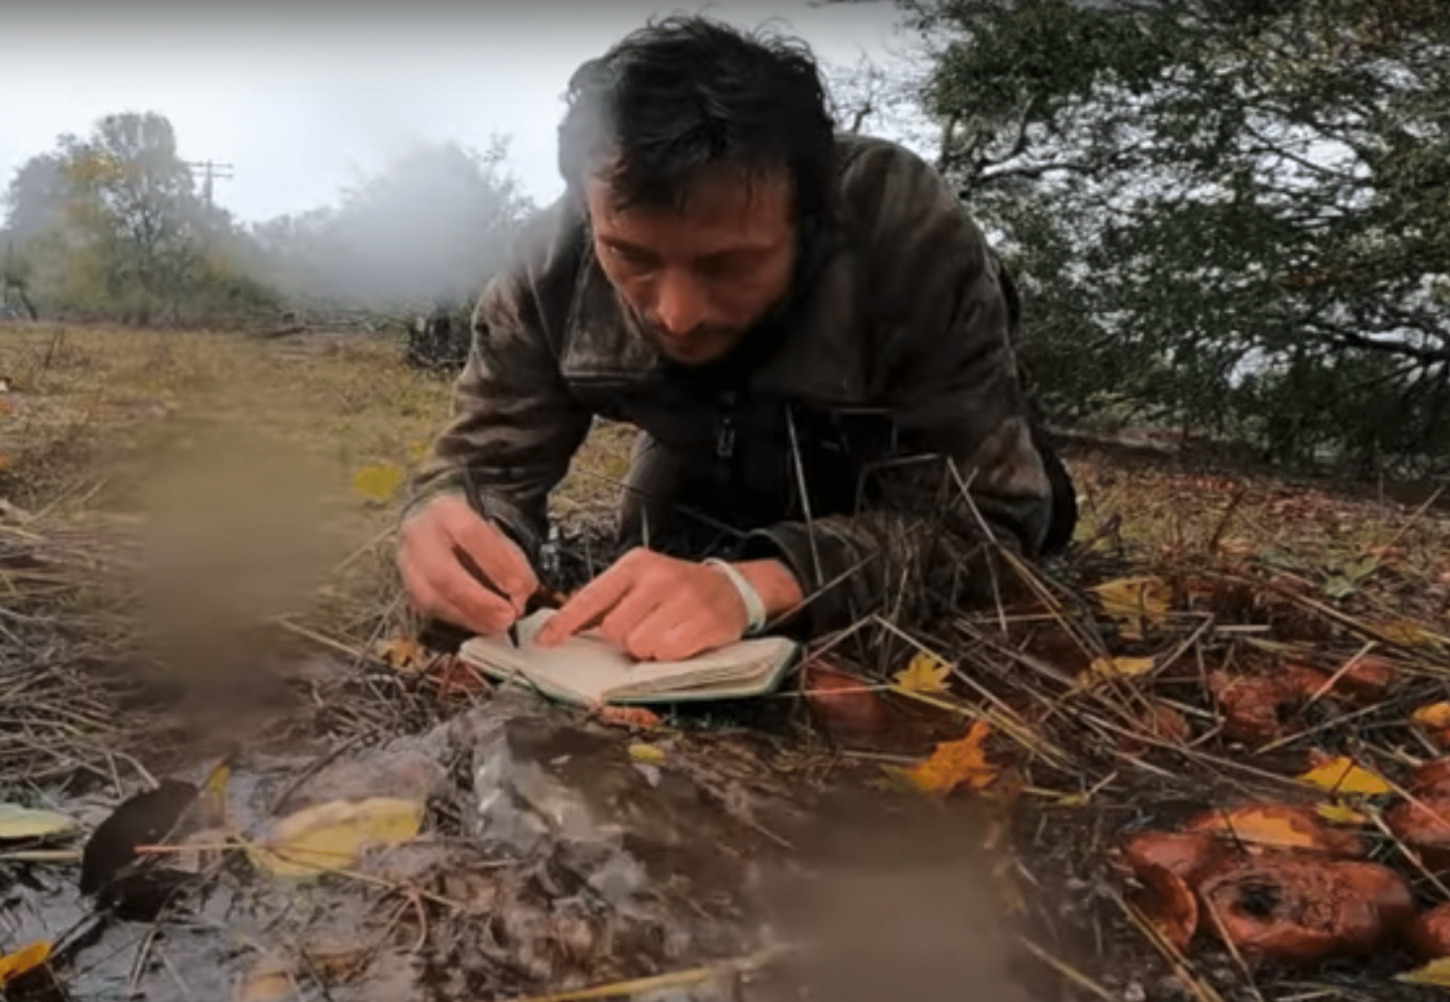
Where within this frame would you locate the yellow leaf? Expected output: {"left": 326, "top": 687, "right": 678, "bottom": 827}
{"left": 1399, "top": 956, "right": 1450, "bottom": 987}
{"left": 909, "top": 720, "right": 997, "bottom": 795}
{"left": 249, "top": 797, "right": 424, "bottom": 878}
{"left": 893, "top": 652, "right": 951, "bottom": 695}
{"left": 372, "top": 636, "right": 427, "bottom": 673}
{"left": 1414, "top": 702, "right": 1450, "bottom": 732}
{"left": 352, "top": 463, "right": 406, "bottom": 503}
{"left": 0, "top": 804, "right": 78, "bottom": 841}
{"left": 628, "top": 743, "right": 667, "bottom": 765}
{"left": 0, "top": 940, "right": 52, "bottom": 986}
{"left": 1315, "top": 802, "right": 1369, "bottom": 826}
{"left": 1087, "top": 656, "right": 1156, "bottom": 684}
{"left": 1382, "top": 619, "right": 1448, "bottom": 648}
{"left": 1092, "top": 576, "right": 1171, "bottom": 625}
{"left": 1297, "top": 756, "right": 1393, "bottom": 797}
{"left": 200, "top": 759, "right": 230, "bottom": 829}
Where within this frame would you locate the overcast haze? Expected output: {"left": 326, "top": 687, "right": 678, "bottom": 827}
{"left": 4, "top": 0, "right": 916, "bottom": 225}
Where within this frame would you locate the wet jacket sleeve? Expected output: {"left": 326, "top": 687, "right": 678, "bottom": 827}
{"left": 404, "top": 266, "right": 593, "bottom": 564}
{"left": 739, "top": 145, "right": 1057, "bottom": 637}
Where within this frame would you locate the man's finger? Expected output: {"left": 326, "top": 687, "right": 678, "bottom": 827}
{"left": 626, "top": 604, "right": 702, "bottom": 662}
{"left": 537, "top": 566, "right": 636, "bottom": 645}
{"left": 440, "top": 498, "right": 538, "bottom": 607}
{"left": 428, "top": 552, "right": 520, "bottom": 634}
{"left": 596, "top": 585, "right": 668, "bottom": 649}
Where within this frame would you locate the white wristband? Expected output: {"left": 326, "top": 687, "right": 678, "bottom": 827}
{"left": 704, "top": 558, "right": 768, "bottom": 636}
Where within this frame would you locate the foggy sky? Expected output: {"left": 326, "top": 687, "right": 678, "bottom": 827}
{"left": 4, "top": 0, "right": 914, "bottom": 225}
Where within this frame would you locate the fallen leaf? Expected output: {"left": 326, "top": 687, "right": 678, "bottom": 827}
{"left": 373, "top": 636, "right": 428, "bottom": 673}
{"left": 80, "top": 778, "right": 199, "bottom": 898}
{"left": 1407, "top": 903, "right": 1450, "bottom": 961}
{"left": 1298, "top": 756, "right": 1393, "bottom": 797}
{"left": 1087, "top": 656, "right": 1155, "bottom": 684}
{"left": 1198, "top": 854, "right": 1412, "bottom": 964}
{"left": 0, "top": 941, "right": 51, "bottom": 987}
{"left": 199, "top": 759, "right": 230, "bottom": 830}
{"left": 1415, "top": 703, "right": 1450, "bottom": 732}
{"left": 893, "top": 651, "right": 951, "bottom": 695}
{"left": 591, "top": 704, "right": 664, "bottom": 730}
{"left": 1381, "top": 620, "right": 1447, "bottom": 649}
{"left": 1316, "top": 803, "right": 1369, "bottom": 826}
{"left": 250, "top": 797, "right": 424, "bottom": 878}
{"left": 1092, "top": 576, "right": 1171, "bottom": 637}
{"left": 352, "top": 463, "right": 406, "bottom": 503}
{"left": 235, "top": 952, "right": 297, "bottom": 1002}
{"left": 0, "top": 804, "right": 78, "bottom": 841}
{"left": 1412, "top": 758, "right": 1450, "bottom": 797}
{"left": 1185, "top": 803, "right": 1365, "bottom": 856}
{"left": 1119, "top": 701, "right": 1192, "bottom": 754}
{"left": 1400, "top": 956, "right": 1450, "bottom": 987}
{"left": 628, "top": 743, "right": 667, "bottom": 765}
{"left": 909, "top": 720, "right": 997, "bottom": 795}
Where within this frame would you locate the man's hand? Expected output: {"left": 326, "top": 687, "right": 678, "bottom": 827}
{"left": 535, "top": 548, "right": 804, "bottom": 661}
{"left": 397, "top": 493, "right": 539, "bottom": 635}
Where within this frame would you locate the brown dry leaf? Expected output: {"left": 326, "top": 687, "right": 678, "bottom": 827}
{"left": 892, "top": 651, "right": 951, "bottom": 695}
{"left": 1298, "top": 756, "right": 1393, "bottom": 797}
{"left": 0, "top": 941, "right": 51, "bottom": 987}
{"left": 1400, "top": 957, "right": 1450, "bottom": 988}
{"left": 249, "top": 797, "right": 424, "bottom": 878}
{"left": 372, "top": 637, "right": 428, "bottom": 674}
{"left": 1087, "top": 656, "right": 1155, "bottom": 685}
{"left": 801, "top": 660, "right": 885, "bottom": 736}
{"left": 1185, "top": 803, "right": 1365, "bottom": 856}
{"left": 909, "top": 719, "right": 997, "bottom": 795}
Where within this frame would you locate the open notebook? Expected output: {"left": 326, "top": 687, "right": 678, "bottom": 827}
{"left": 456, "top": 609, "right": 801, "bottom": 707}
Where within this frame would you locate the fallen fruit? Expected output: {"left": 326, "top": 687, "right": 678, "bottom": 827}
{"left": 1197, "top": 854, "right": 1413, "bottom": 964}
{"left": 1129, "top": 863, "right": 1198, "bottom": 952}
{"left": 802, "top": 660, "right": 885, "bottom": 736}
{"left": 1121, "top": 830, "right": 1229, "bottom": 884}
{"left": 1386, "top": 794, "right": 1450, "bottom": 870}
{"left": 1408, "top": 902, "right": 1450, "bottom": 960}
{"left": 1209, "top": 672, "right": 1302, "bottom": 744}
{"left": 1410, "top": 758, "right": 1450, "bottom": 798}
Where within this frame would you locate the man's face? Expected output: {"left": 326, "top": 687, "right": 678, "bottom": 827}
{"left": 585, "top": 163, "right": 797, "bottom": 366}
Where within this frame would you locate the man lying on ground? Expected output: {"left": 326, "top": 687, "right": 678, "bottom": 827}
{"left": 398, "top": 15, "right": 1077, "bottom": 661}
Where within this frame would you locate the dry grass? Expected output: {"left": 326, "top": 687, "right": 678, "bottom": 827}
{"left": 3, "top": 322, "right": 1449, "bottom": 1000}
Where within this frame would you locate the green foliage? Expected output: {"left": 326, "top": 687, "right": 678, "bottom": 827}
{"left": 903, "top": 0, "right": 1450, "bottom": 474}
{"left": 3, "top": 111, "right": 281, "bottom": 325}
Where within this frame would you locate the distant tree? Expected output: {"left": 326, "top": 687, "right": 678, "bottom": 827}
{"left": 2, "top": 111, "right": 277, "bottom": 324}
{"left": 250, "top": 137, "right": 533, "bottom": 313}
{"left": 873, "top": 0, "right": 1449, "bottom": 473}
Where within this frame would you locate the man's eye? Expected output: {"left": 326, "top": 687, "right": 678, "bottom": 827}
{"left": 608, "top": 245, "right": 653, "bottom": 268}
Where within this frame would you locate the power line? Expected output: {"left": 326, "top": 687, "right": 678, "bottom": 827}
{"left": 184, "top": 160, "right": 234, "bottom": 207}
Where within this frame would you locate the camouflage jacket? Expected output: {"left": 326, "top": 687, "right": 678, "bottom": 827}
{"left": 409, "top": 133, "right": 1057, "bottom": 638}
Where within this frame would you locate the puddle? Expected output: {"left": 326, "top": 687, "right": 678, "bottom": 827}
{"left": 2, "top": 674, "right": 1036, "bottom": 1002}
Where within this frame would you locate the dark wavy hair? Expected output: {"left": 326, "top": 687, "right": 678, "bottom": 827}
{"left": 557, "top": 15, "right": 838, "bottom": 224}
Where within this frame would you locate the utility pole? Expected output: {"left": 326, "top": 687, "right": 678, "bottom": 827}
{"left": 185, "top": 160, "right": 234, "bottom": 208}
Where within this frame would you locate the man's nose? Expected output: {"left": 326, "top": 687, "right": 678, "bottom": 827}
{"left": 651, "top": 271, "right": 709, "bottom": 339}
